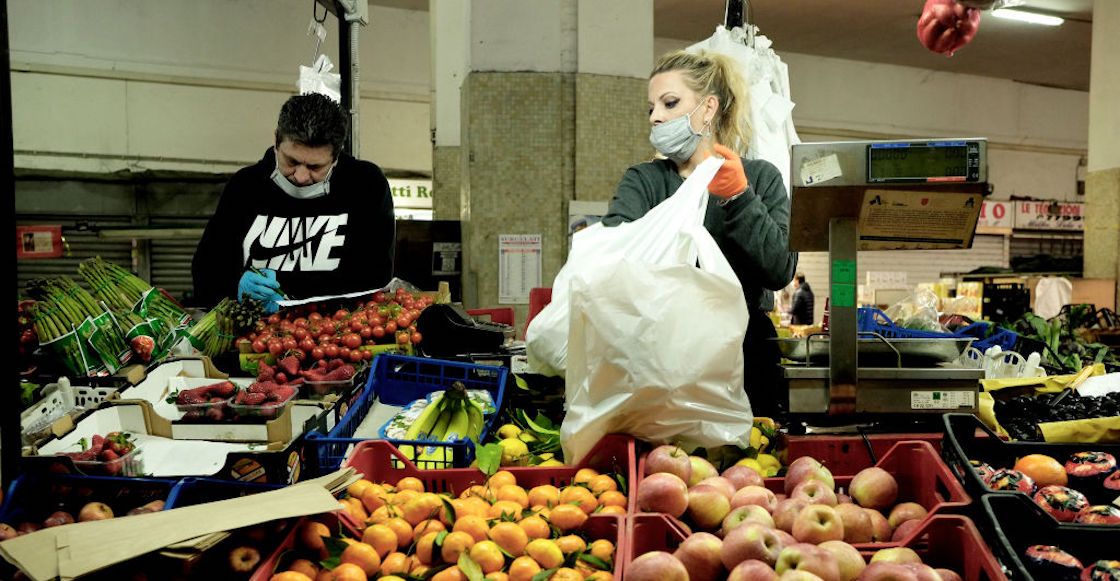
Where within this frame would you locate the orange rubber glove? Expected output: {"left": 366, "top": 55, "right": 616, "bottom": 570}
{"left": 706, "top": 143, "right": 748, "bottom": 198}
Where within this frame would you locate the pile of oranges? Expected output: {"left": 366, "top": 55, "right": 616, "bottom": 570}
{"left": 269, "top": 468, "right": 625, "bottom": 581}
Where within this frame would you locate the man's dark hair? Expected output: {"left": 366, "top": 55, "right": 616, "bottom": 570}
{"left": 795, "top": 272, "right": 806, "bottom": 284}
{"left": 275, "top": 93, "right": 349, "bottom": 159}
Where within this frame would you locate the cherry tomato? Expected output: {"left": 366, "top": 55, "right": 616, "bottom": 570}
{"left": 311, "top": 347, "right": 325, "bottom": 360}
{"left": 308, "top": 312, "right": 323, "bottom": 322}
{"left": 410, "top": 331, "right": 423, "bottom": 344}
{"left": 299, "top": 338, "right": 316, "bottom": 352}
{"left": 385, "top": 321, "right": 398, "bottom": 334}
{"left": 343, "top": 333, "right": 362, "bottom": 349}
{"left": 362, "top": 349, "right": 373, "bottom": 360}
{"left": 371, "top": 325, "right": 385, "bottom": 339}
{"left": 359, "top": 326, "right": 372, "bottom": 340}
{"left": 268, "top": 314, "right": 281, "bottom": 325}
{"left": 396, "top": 332, "right": 410, "bottom": 345}
{"left": 258, "top": 332, "right": 273, "bottom": 344}
{"left": 402, "top": 298, "right": 415, "bottom": 310}
{"left": 349, "top": 320, "right": 364, "bottom": 333}
{"left": 268, "top": 341, "right": 283, "bottom": 356}
{"left": 368, "top": 315, "right": 383, "bottom": 327}
{"left": 252, "top": 340, "right": 267, "bottom": 353}
{"left": 372, "top": 291, "right": 386, "bottom": 304}
{"left": 349, "top": 349, "right": 364, "bottom": 363}
{"left": 324, "top": 344, "right": 340, "bottom": 359}
{"left": 293, "top": 317, "right": 308, "bottom": 328}
{"left": 281, "top": 338, "right": 298, "bottom": 351}
{"left": 395, "top": 314, "right": 409, "bottom": 329}
{"left": 333, "top": 309, "right": 349, "bottom": 321}
{"left": 338, "top": 346, "right": 351, "bottom": 360}
{"left": 293, "top": 328, "right": 309, "bottom": 341}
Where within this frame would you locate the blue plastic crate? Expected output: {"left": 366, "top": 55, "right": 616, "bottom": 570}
{"left": 305, "top": 354, "right": 507, "bottom": 474}
{"left": 955, "top": 321, "right": 1019, "bottom": 352}
{"left": 164, "top": 477, "right": 283, "bottom": 509}
{"left": 0, "top": 473, "right": 177, "bottom": 528}
{"left": 857, "top": 307, "right": 956, "bottom": 339}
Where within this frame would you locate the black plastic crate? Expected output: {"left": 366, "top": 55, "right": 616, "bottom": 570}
{"left": 0, "top": 473, "right": 176, "bottom": 529}
{"left": 164, "top": 477, "right": 284, "bottom": 509}
{"left": 982, "top": 282, "right": 1030, "bottom": 323}
{"left": 982, "top": 494, "right": 1120, "bottom": 581}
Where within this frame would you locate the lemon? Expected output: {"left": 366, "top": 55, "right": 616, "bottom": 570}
{"left": 735, "top": 457, "right": 765, "bottom": 477}
{"left": 756, "top": 453, "right": 782, "bottom": 476}
{"left": 498, "top": 438, "right": 530, "bottom": 466}
{"left": 497, "top": 424, "right": 522, "bottom": 439}
{"left": 749, "top": 427, "right": 764, "bottom": 449}
{"left": 538, "top": 459, "right": 564, "bottom": 466}
{"left": 538, "top": 452, "right": 554, "bottom": 460}
{"left": 518, "top": 431, "right": 539, "bottom": 443}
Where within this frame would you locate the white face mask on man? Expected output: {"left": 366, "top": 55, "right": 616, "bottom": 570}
{"left": 649, "top": 101, "right": 706, "bottom": 163}
{"left": 270, "top": 164, "right": 333, "bottom": 199}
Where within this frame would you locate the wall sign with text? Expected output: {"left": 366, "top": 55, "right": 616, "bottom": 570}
{"left": 1014, "top": 201, "right": 1084, "bottom": 231}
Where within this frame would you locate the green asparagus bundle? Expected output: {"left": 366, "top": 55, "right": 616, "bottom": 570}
{"left": 24, "top": 277, "right": 101, "bottom": 330}
{"left": 29, "top": 302, "right": 90, "bottom": 376}
{"left": 78, "top": 257, "right": 190, "bottom": 326}
{"left": 187, "top": 298, "right": 238, "bottom": 357}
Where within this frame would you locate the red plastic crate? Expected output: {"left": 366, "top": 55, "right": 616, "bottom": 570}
{"left": 341, "top": 434, "right": 637, "bottom": 521}
{"left": 635, "top": 440, "right": 970, "bottom": 550}
{"left": 623, "top": 513, "right": 1005, "bottom": 581}
{"left": 250, "top": 511, "right": 358, "bottom": 581}
{"left": 784, "top": 432, "right": 943, "bottom": 475}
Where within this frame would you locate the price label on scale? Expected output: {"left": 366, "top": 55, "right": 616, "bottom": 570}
{"left": 910, "top": 390, "right": 975, "bottom": 410}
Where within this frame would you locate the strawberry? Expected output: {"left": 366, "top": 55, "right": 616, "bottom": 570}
{"left": 209, "top": 381, "right": 236, "bottom": 397}
{"left": 324, "top": 365, "right": 354, "bottom": 382}
{"left": 279, "top": 356, "right": 301, "bottom": 377}
{"left": 233, "top": 389, "right": 247, "bottom": 405}
{"left": 270, "top": 386, "right": 297, "bottom": 402}
{"left": 257, "top": 366, "right": 275, "bottom": 382}
{"left": 242, "top": 392, "right": 267, "bottom": 405}
{"left": 257, "top": 360, "right": 275, "bottom": 377}
{"left": 274, "top": 372, "right": 288, "bottom": 384}
{"left": 76, "top": 448, "right": 98, "bottom": 462}
{"left": 287, "top": 377, "right": 305, "bottom": 387}
{"left": 99, "top": 449, "right": 119, "bottom": 462}
{"left": 90, "top": 434, "right": 105, "bottom": 455}
{"left": 315, "top": 359, "right": 329, "bottom": 369}
{"left": 205, "top": 406, "right": 224, "bottom": 421}
{"left": 177, "top": 391, "right": 208, "bottom": 405}
{"left": 248, "top": 381, "right": 279, "bottom": 394}
{"left": 328, "top": 358, "right": 345, "bottom": 371}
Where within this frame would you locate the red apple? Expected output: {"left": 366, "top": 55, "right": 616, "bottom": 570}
{"left": 728, "top": 559, "right": 779, "bottom": 581}
{"left": 775, "top": 542, "right": 840, "bottom": 581}
{"left": 791, "top": 504, "right": 844, "bottom": 544}
{"left": 773, "top": 498, "right": 809, "bottom": 533}
{"left": 0, "top": 524, "right": 17, "bottom": 541}
{"left": 674, "top": 532, "right": 724, "bottom": 581}
{"left": 863, "top": 508, "right": 893, "bottom": 542}
{"left": 646, "top": 445, "right": 693, "bottom": 482}
{"left": 732, "top": 485, "right": 778, "bottom": 513}
{"left": 833, "top": 503, "right": 873, "bottom": 544}
{"left": 791, "top": 480, "right": 838, "bottom": 506}
{"left": 933, "top": 568, "right": 963, "bottom": 581}
{"left": 126, "top": 499, "right": 166, "bottom": 515}
{"left": 228, "top": 545, "right": 261, "bottom": 573}
{"left": 890, "top": 519, "right": 922, "bottom": 543}
{"left": 722, "top": 521, "right": 784, "bottom": 569}
{"left": 869, "top": 547, "right": 922, "bottom": 565}
{"left": 859, "top": 561, "right": 918, "bottom": 580}
{"left": 689, "top": 456, "right": 720, "bottom": 487}
{"left": 722, "top": 505, "right": 776, "bottom": 536}
{"left": 887, "top": 503, "right": 928, "bottom": 530}
{"left": 784, "top": 457, "right": 834, "bottom": 496}
{"left": 779, "top": 572, "right": 827, "bottom": 581}
{"left": 16, "top": 522, "right": 39, "bottom": 536}
{"left": 901, "top": 563, "right": 942, "bottom": 581}
{"left": 688, "top": 484, "right": 732, "bottom": 531}
{"left": 837, "top": 493, "right": 853, "bottom": 504}
{"left": 773, "top": 529, "right": 797, "bottom": 549}
{"left": 638, "top": 472, "right": 690, "bottom": 517}
{"left": 697, "top": 476, "right": 737, "bottom": 499}
{"left": 78, "top": 501, "right": 115, "bottom": 522}
{"left": 848, "top": 467, "right": 898, "bottom": 511}
{"left": 627, "top": 551, "right": 689, "bottom": 581}
{"left": 723, "top": 464, "right": 765, "bottom": 490}
{"left": 42, "top": 511, "right": 74, "bottom": 528}
{"left": 818, "top": 540, "right": 865, "bottom": 581}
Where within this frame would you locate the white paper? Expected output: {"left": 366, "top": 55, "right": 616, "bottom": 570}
{"left": 498, "top": 234, "right": 542, "bottom": 304}
{"left": 800, "top": 154, "right": 842, "bottom": 185}
{"left": 1076, "top": 373, "right": 1120, "bottom": 398}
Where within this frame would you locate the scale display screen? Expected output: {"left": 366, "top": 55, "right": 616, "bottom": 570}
{"left": 867, "top": 141, "right": 981, "bottom": 183}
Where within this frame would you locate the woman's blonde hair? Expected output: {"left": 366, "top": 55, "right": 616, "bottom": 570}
{"left": 652, "top": 49, "right": 752, "bottom": 156}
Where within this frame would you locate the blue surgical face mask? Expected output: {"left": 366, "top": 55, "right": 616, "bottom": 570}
{"left": 649, "top": 101, "right": 706, "bottom": 163}
{"left": 271, "top": 164, "right": 333, "bottom": 199}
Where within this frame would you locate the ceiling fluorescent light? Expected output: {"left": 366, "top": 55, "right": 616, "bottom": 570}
{"left": 991, "top": 8, "right": 1064, "bottom": 26}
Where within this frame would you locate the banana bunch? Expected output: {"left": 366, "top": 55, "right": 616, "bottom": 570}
{"left": 400, "top": 381, "right": 485, "bottom": 466}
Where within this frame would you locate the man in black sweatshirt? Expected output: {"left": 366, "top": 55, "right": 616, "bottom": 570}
{"left": 192, "top": 93, "right": 395, "bottom": 311}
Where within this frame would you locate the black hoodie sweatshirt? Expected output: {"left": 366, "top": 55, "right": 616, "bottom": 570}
{"left": 192, "top": 147, "right": 395, "bottom": 305}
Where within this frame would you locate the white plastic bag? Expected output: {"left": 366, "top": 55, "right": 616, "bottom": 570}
{"left": 299, "top": 54, "right": 342, "bottom": 103}
{"left": 539, "top": 158, "right": 754, "bottom": 464}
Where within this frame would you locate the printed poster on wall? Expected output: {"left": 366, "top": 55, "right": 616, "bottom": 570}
{"left": 1014, "top": 201, "right": 1084, "bottom": 231}
{"left": 498, "top": 234, "right": 542, "bottom": 304}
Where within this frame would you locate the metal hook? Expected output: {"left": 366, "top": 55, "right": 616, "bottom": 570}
{"left": 723, "top": 0, "right": 756, "bottom": 47}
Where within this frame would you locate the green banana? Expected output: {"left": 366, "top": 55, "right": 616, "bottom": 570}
{"left": 465, "top": 399, "right": 485, "bottom": 442}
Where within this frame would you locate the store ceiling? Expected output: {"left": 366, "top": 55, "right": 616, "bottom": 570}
{"left": 375, "top": 0, "right": 1093, "bottom": 92}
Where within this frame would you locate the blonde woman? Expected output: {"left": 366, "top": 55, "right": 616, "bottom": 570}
{"left": 603, "top": 49, "right": 797, "bottom": 417}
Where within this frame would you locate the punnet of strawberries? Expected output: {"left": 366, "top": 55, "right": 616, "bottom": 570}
{"left": 56, "top": 432, "right": 141, "bottom": 476}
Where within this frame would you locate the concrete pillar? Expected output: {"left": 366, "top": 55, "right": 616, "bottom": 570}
{"left": 447, "top": 0, "right": 652, "bottom": 330}
{"left": 430, "top": 0, "right": 468, "bottom": 221}
{"left": 1086, "top": 0, "right": 1120, "bottom": 309}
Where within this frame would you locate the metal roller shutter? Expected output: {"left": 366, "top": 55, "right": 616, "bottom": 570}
{"left": 150, "top": 237, "right": 205, "bottom": 304}
{"left": 793, "top": 234, "right": 1009, "bottom": 323}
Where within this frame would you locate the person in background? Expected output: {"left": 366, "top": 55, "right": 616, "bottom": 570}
{"left": 789, "top": 272, "right": 815, "bottom": 325}
{"left": 602, "top": 49, "right": 798, "bottom": 417}
{"left": 192, "top": 93, "right": 395, "bottom": 312}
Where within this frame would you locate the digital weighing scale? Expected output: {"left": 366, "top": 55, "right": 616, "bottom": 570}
{"left": 784, "top": 138, "right": 989, "bottom": 421}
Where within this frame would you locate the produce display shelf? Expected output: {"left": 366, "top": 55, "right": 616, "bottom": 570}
{"left": 0, "top": 472, "right": 177, "bottom": 528}
{"left": 304, "top": 354, "right": 508, "bottom": 473}
{"left": 623, "top": 513, "right": 1007, "bottom": 581}
{"left": 635, "top": 439, "right": 970, "bottom": 550}
{"left": 941, "top": 412, "right": 1120, "bottom": 513}
{"left": 981, "top": 493, "right": 1120, "bottom": 581}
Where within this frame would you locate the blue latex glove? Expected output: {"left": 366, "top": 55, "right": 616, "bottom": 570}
{"left": 238, "top": 269, "right": 284, "bottom": 313}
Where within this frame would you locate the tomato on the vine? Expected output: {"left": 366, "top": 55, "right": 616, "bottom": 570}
{"left": 252, "top": 340, "right": 267, "bottom": 353}
{"left": 342, "top": 333, "right": 362, "bottom": 349}
{"left": 333, "top": 309, "right": 349, "bottom": 321}
{"left": 267, "top": 314, "right": 281, "bottom": 326}
{"left": 348, "top": 349, "right": 364, "bottom": 363}
{"left": 362, "top": 349, "right": 373, "bottom": 360}
{"left": 324, "top": 344, "right": 340, "bottom": 359}
{"left": 299, "top": 338, "right": 316, "bottom": 352}
{"left": 372, "top": 291, "right": 385, "bottom": 304}
{"left": 396, "top": 314, "right": 411, "bottom": 329}
{"left": 385, "top": 321, "right": 398, "bottom": 334}
{"left": 359, "top": 326, "right": 372, "bottom": 340}
{"left": 396, "top": 331, "right": 410, "bottom": 345}
{"left": 338, "top": 346, "right": 351, "bottom": 360}
{"left": 371, "top": 326, "right": 385, "bottom": 339}
{"left": 311, "top": 346, "right": 325, "bottom": 360}
{"left": 410, "top": 331, "right": 423, "bottom": 344}
{"left": 268, "top": 341, "right": 283, "bottom": 356}
{"left": 281, "top": 338, "right": 298, "bottom": 352}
